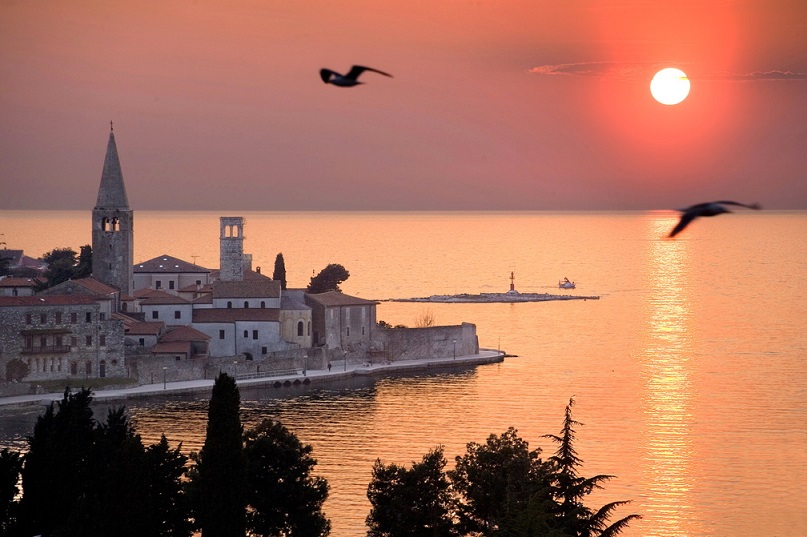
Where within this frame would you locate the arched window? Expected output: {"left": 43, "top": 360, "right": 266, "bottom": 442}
{"left": 297, "top": 321, "right": 304, "bottom": 337}
{"left": 307, "top": 321, "right": 311, "bottom": 336}
{"left": 244, "top": 301, "right": 249, "bottom": 308}
{"left": 243, "top": 330, "right": 248, "bottom": 338}
{"left": 260, "top": 301, "right": 266, "bottom": 308}
{"left": 227, "top": 301, "right": 232, "bottom": 308}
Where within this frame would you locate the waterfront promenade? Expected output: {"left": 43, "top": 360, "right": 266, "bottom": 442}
{"left": 0, "top": 350, "right": 505, "bottom": 408}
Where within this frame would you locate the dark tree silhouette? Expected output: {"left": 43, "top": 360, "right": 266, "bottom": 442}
{"left": 273, "top": 252, "right": 287, "bottom": 290}
{"left": 42, "top": 247, "right": 78, "bottom": 288}
{"left": 74, "top": 244, "right": 93, "bottom": 279}
{"left": 191, "top": 373, "right": 247, "bottom": 537}
{"left": 543, "top": 398, "right": 641, "bottom": 537}
{"left": 307, "top": 263, "right": 350, "bottom": 294}
{"left": 0, "top": 448, "right": 22, "bottom": 534}
{"left": 449, "top": 427, "right": 551, "bottom": 536}
{"left": 366, "top": 447, "right": 458, "bottom": 537}
{"left": 146, "top": 435, "right": 193, "bottom": 537}
{"left": 244, "top": 419, "right": 330, "bottom": 537}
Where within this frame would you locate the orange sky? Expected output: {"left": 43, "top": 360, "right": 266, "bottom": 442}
{"left": 1, "top": 0, "right": 806, "bottom": 210}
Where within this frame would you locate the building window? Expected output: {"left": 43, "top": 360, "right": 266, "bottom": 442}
{"left": 260, "top": 301, "right": 266, "bottom": 308}
{"left": 85, "top": 335, "right": 92, "bottom": 346}
{"left": 100, "top": 312, "right": 105, "bottom": 321}
{"left": 55, "top": 312, "right": 62, "bottom": 324}
{"left": 227, "top": 301, "right": 232, "bottom": 308}
{"left": 243, "top": 330, "right": 248, "bottom": 338}
{"left": 169, "top": 281, "right": 175, "bottom": 290}
{"left": 71, "top": 336, "right": 77, "bottom": 347}
{"left": 40, "top": 336, "right": 47, "bottom": 347}
{"left": 85, "top": 311, "right": 92, "bottom": 323}
{"left": 346, "top": 326, "right": 350, "bottom": 336}
{"left": 297, "top": 321, "right": 304, "bottom": 337}
{"left": 100, "top": 335, "right": 106, "bottom": 347}
{"left": 156, "top": 280, "right": 162, "bottom": 289}
{"left": 252, "top": 330, "right": 258, "bottom": 340}
{"left": 71, "top": 362, "right": 78, "bottom": 375}
{"left": 244, "top": 301, "right": 249, "bottom": 308}
{"left": 308, "top": 321, "right": 311, "bottom": 336}
{"left": 139, "top": 338, "right": 145, "bottom": 346}
{"left": 362, "top": 326, "right": 365, "bottom": 335}
{"left": 122, "top": 302, "right": 128, "bottom": 312}
{"left": 40, "top": 313, "right": 47, "bottom": 324}
{"left": 85, "top": 361, "right": 92, "bottom": 375}
{"left": 71, "top": 312, "right": 77, "bottom": 323}
{"left": 261, "top": 346, "right": 267, "bottom": 355}
{"left": 56, "top": 336, "right": 63, "bottom": 347}
{"left": 174, "top": 310, "right": 181, "bottom": 319}
{"left": 152, "top": 311, "right": 159, "bottom": 319}
{"left": 196, "top": 280, "right": 202, "bottom": 285}
{"left": 219, "top": 330, "right": 225, "bottom": 340}
{"left": 25, "top": 313, "right": 32, "bottom": 325}
{"left": 25, "top": 336, "right": 33, "bottom": 349}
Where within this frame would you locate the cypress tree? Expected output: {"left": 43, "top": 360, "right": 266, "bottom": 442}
{"left": 193, "top": 373, "right": 247, "bottom": 537}
{"left": 273, "top": 253, "right": 287, "bottom": 290}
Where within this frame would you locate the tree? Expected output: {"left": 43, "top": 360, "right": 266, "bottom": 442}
{"left": 243, "top": 419, "right": 330, "bottom": 537}
{"left": 0, "top": 255, "right": 10, "bottom": 277}
{"left": 74, "top": 244, "right": 93, "bottom": 279}
{"left": 449, "top": 428, "right": 551, "bottom": 536}
{"left": 19, "top": 388, "right": 97, "bottom": 536}
{"left": 273, "top": 253, "right": 287, "bottom": 290}
{"left": 366, "top": 447, "right": 458, "bottom": 537}
{"left": 307, "top": 263, "right": 350, "bottom": 294}
{"left": 190, "top": 373, "right": 247, "bottom": 537}
{"left": 414, "top": 308, "right": 436, "bottom": 328}
{"left": 0, "top": 448, "right": 22, "bottom": 534}
{"left": 542, "top": 398, "right": 640, "bottom": 537}
{"left": 42, "top": 247, "right": 78, "bottom": 287}
{"left": 146, "top": 435, "right": 193, "bottom": 537}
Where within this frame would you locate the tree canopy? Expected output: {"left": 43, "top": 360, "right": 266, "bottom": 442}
{"left": 307, "top": 263, "right": 350, "bottom": 294}
{"left": 273, "top": 252, "right": 287, "bottom": 290}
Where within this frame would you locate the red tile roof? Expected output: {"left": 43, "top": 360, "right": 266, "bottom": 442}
{"left": 126, "top": 321, "right": 164, "bottom": 336}
{"left": 0, "top": 277, "right": 42, "bottom": 288}
{"left": 212, "top": 280, "right": 280, "bottom": 299}
{"left": 151, "top": 341, "right": 191, "bottom": 354}
{"left": 161, "top": 325, "right": 210, "bottom": 341}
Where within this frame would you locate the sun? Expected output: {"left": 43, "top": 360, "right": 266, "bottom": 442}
{"left": 650, "top": 67, "right": 690, "bottom": 105}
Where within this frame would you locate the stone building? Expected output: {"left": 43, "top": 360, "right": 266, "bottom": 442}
{"left": 305, "top": 291, "right": 378, "bottom": 358}
{"left": 0, "top": 295, "right": 125, "bottom": 383}
{"left": 133, "top": 255, "right": 212, "bottom": 295}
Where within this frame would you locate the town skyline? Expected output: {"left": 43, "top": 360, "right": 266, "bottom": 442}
{"left": 2, "top": 0, "right": 806, "bottom": 211}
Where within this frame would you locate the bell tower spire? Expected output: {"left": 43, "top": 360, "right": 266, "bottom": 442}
{"left": 92, "top": 124, "right": 134, "bottom": 296}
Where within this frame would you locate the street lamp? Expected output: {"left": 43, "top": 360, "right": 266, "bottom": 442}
{"left": 453, "top": 339, "right": 457, "bottom": 360}
{"left": 162, "top": 366, "right": 167, "bottom": 390}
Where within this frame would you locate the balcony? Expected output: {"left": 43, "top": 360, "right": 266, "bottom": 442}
{"left": 21, "top": 345, "right": 72, "bottom": 354}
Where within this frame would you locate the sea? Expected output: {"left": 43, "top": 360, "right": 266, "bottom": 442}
{"left": 0, "top": 210, "right": 805, "bottom": 537}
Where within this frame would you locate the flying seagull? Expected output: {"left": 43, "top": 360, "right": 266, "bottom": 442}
{"left": 320, "top": 65, "right": 392, "bottom": 87}
{"left": 668, "top": 200, "right": 762, "bottom": 238}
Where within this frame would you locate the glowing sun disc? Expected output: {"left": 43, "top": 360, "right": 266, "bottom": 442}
{"left": 650, "top": 67, "right": 690, "bottom": 105}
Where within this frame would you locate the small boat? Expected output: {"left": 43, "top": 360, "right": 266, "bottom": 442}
{"left": 558, "top": 277, "right": 576, "bottom": 289}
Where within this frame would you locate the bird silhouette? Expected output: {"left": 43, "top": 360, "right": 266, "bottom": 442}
{"left": 668, "top": 200, "right": 762, "bottom": 238}
{"left": 319, "top": 65, "right": 392, "bottom": 87}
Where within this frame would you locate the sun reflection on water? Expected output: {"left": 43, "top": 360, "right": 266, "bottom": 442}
{"left": 638, "top": 215, "right": 698, "bottom": 537}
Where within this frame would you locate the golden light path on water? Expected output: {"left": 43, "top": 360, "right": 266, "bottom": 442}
{"left": 639, "top": 216, "right": 696, "bottom": 536}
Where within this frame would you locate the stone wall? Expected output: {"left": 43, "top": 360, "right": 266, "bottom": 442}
{"left": 368, "top": 322, "right": 479, "bottom": 363}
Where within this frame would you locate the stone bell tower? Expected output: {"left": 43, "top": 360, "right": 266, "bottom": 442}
{"left": 92, "top": 124, "right": 133, "bottom": 296}
{"left": 219, "top": 216, "right": 244, "bottom": 281}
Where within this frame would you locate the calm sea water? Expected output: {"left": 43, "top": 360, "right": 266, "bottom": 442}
{"left": 1, "top": 210, "right": 805, "bottom": 536}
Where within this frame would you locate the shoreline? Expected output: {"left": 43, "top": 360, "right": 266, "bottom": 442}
{"left": 384, "top": 293, "right": 600, "bottom": 303}
{"left": 0, "top": 350, "right": 505, "bottom": 408}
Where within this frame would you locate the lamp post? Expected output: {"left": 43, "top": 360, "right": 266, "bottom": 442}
{"left": 453, "top": 339, "right": 457, "bottom": 360}
{"left": 162, "top": 366, "right": 167, "bottom": 390}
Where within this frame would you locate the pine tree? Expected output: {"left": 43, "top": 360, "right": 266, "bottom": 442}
{"left": 543, "top": 398, "right": 640, "bottom": 537}
{"left": 192, "top": 373, "right": 247, "bottom": 537}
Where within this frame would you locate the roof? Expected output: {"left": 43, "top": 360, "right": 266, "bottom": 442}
{"left": 41, "top": 276, "right": 118, "bottom": 297}
{"left": 0, "top": 277, "right": 42, "bottom": 288}
{"left": 95, "top": 130, "right": 129, "bottom": 209}
{"left": 179, "top": 282, "right": 213, "bottom": 293}
{"left": 192, "top": 294, "right": 213, "bottom": 304}
{"left": 126, "top": 321, "right": 164, "bottom": 336}
{"left": 151, "top": 341, "right": 191, "bottom": 355}
{"left": 193, "top": 308, "right": 280, "bottom": 323}
{"left": 134, "top": 255, "right": 211, "bottom": 274}
{"left": 0, "top": 296, "right": 98, "bottom": 307}
{"left": 306, "top": 291, "right": 378, "bottom": 307}
{"left": 212, "top": 280, "right": 280, "bottom": 299}
{"left": 161, "top": 325, "right": 210, "bottom": 341}
{"left": 281, "top": 294, "right": 311, "bottom": 311}
{"left": 210, "top": 268, "right": 272, "bottom": 281}
{"left": 139, "top": 290, "right": 191, "bottom": 305}
{"left": 0, "top": 250, "right": 23, "bottom": 265}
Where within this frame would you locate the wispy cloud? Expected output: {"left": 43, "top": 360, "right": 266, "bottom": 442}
{"left": 529, "top": 63, "right": 807, "bottom": 81}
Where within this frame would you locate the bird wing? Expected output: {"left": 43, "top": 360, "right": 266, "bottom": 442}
{"left": 346, "top": 65, "right": 393, "bottom": 80}
{"left": 668, "top": 211, "right": 699, "bottom": 238}
{"left": 320, "top": 68, "right": 337, "bottom": 83}
{"left": 712, "top": 201, "right": 762, "bottom": 210}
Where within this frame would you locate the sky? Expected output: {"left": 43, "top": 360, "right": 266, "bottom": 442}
{"left": 1, "top": 0, "right": 806, "bottom": 211}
